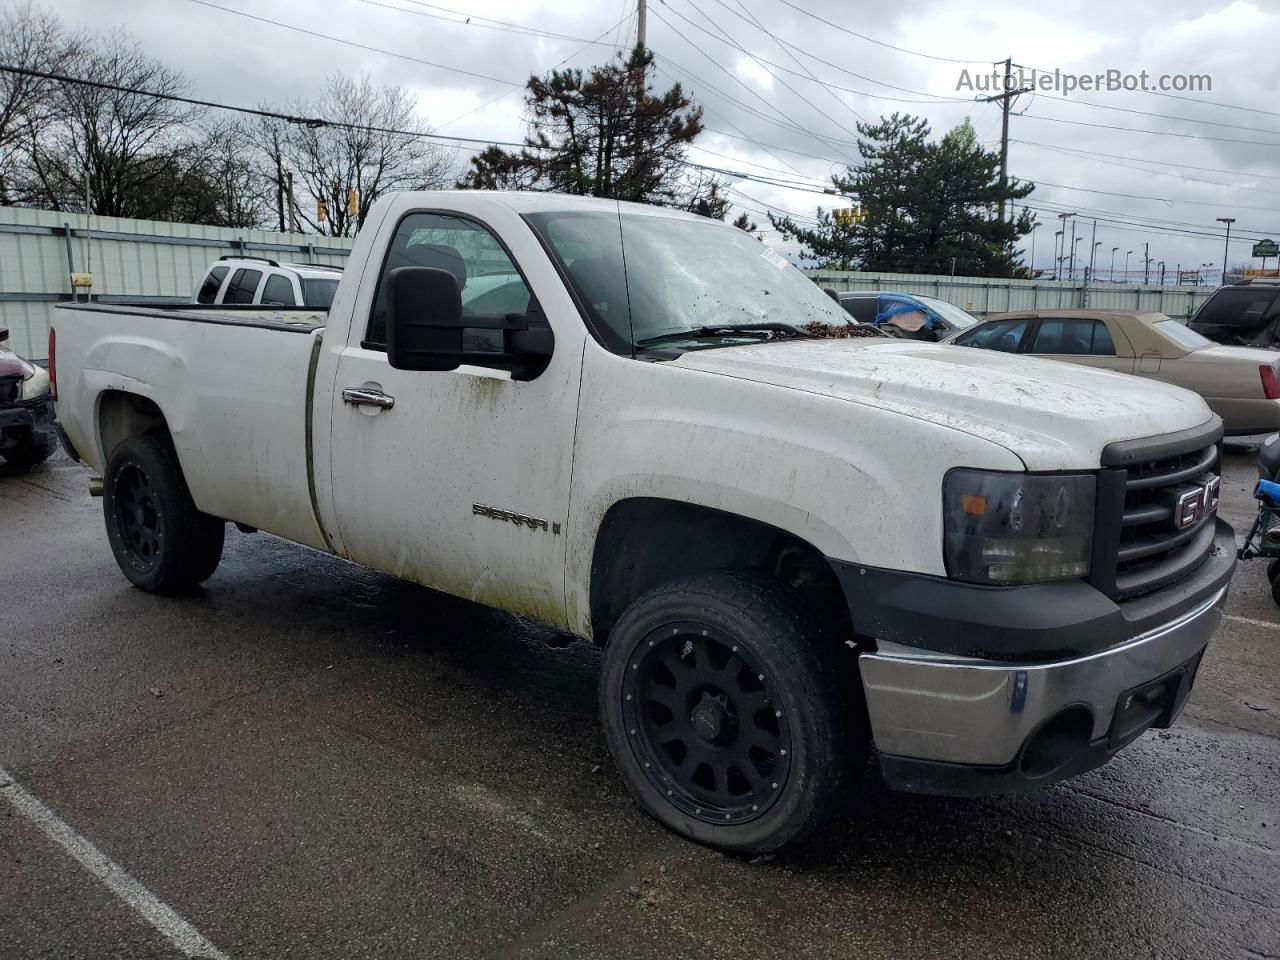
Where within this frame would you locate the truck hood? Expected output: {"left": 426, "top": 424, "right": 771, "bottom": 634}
{"left": 671, "top": 338, "right": 1213, "bottom": 470}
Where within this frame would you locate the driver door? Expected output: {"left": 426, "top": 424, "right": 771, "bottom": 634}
{"left": 326, "top": 209, "right": 582, "bottom": 627}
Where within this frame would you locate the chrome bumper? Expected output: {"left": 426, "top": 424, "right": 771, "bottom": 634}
{"left": 858, "top": 585, "right": 1226, "bottom": 767}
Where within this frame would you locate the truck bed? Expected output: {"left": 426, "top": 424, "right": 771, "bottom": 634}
{"left": 54, "top": 301, "right": 330, "bottom": 551}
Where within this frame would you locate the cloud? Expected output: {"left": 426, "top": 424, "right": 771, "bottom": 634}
{"left": 37, "top": 0, "right": 1280, "bottom": 275}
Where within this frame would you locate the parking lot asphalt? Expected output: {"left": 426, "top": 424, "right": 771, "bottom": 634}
{"left": 1, "top": 447, "right": 1277, "bottom": 960}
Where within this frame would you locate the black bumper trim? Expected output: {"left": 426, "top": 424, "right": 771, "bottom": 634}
{"left": 831, "top": 517, "right": 1235, "bottom": 662}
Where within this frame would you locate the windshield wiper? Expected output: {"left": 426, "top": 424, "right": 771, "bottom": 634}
{"left": 636, "top": 322, "right": 811, "bottom": 347}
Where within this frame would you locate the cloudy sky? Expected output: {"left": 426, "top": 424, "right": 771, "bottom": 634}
{"left": 42, "top": 0, "right": 1280, "bottom": 281}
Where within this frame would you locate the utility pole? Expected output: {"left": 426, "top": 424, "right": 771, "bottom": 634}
{"left": 1216, "top": 217, "right": 1235, "bottom": 284}
{"left": 975, "top": 58, "right": 1032, "bottom": 226}
{"left": 1144, "top": 242, "right": 1150, "bottom": 285}
{"left": 637, "top": 0, "right": 646, "bottom": 48}
{"left": 1029, "top": 220, "right": 1037, "bottom": 275}
{"left": 275, "top": 154, "right": 286, "bottom": 233}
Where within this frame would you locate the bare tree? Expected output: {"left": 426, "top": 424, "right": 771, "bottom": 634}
{"left": 14, "top": 28, "right": 204, "bottom": 217}
{"left": 0, "top": 2, "right": 74, "bottom": 204}
{"left": 282, "top": 73, "right": 453, "bottom": 237}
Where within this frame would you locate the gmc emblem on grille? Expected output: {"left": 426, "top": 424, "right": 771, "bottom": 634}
{"left": 1169, "top": 477, "right": 1220, "bottom": 530}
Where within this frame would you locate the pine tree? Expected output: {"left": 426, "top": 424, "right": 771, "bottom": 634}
{"left": 770, "top": 115, "right": 1034, "bottom": 276}
{"left": 459, "top": 45, "right": 726, "bottom": 216}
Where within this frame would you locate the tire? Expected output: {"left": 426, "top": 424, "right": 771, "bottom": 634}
{"left": 2, "top": 432, "right": 54, "bottom": 467}
{"left": 1268, "top": 558, "right": 1280, "bottom": 583}
{"left": 599, "top": 569, "right": 868, "bottom": 855}
{"left": 102, "top": 434, "right": 224, "bottom": 592}
{"left": 1270, "top": 573, "right": 1280, "bottom": 608}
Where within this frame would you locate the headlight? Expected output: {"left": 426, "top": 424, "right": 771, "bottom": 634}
{"left": 943, "top": 469, "right": 1095, "bottom": 585}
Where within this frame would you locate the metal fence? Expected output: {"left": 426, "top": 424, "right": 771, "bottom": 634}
{"left": 0, "top": 206, "right": 354, "bottom": 359}
{"left": 806, "top": 270, "right": 1216, "bottom": 323}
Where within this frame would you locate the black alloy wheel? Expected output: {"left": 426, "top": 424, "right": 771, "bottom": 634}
{"left": 112, "top": 462, "right": 164, "bottom": 572}
{"left": 623, "top": 624, "right": 792, "bottom": 825}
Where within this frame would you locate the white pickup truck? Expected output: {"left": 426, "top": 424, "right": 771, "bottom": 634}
{"left": 51, "top": 191, "right": 1235, "bottom": 853}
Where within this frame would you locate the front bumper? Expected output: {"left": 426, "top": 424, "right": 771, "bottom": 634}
{"left": 833, "top": 517, "right": 1235, "bottom": 795}
{"left": 0, "top": 397, "right": 54, "bottom": 450}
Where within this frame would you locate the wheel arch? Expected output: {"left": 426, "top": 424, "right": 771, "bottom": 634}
{"left": 586, "top": 497, "right": 853, "bottom": 645}
{"left": 96, "top": 388, "right": 172, "bottom": 465}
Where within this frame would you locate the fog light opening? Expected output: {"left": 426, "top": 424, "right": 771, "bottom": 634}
{"left": 1019, "top": 707, "right": 1093, "bottom": 779}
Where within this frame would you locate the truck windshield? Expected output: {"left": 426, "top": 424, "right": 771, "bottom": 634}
{"left": 525, "top": 210, "right": 850, "bottom": 353}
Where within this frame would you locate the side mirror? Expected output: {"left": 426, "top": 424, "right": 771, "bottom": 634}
{"left": 386, "top": 266, "right": 465, "bottom": 372}
{"left": 0, "top": 327, "right": 8, "bottom": 343}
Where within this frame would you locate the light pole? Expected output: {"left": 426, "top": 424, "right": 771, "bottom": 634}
{"left": 1054, "top": 230, "right": 1064, "bottom": 278}
{"left": 1029, "top": 222, "right": 1038, "bottom": 276}
{"left": 1057, "top": 212, "right": 1075, "bottom": 279}
{"left": 1201, "top": 263, "right": 1214, "bottom": 287}
{"left": 1125, "top": 249, "right": 1133, "bottom": 282}
{"left": 1110, "top": 246, "right": 1119, "bottom": 282}
{"left": 1158, "top": 260, "right": 1166, "bottom": 285}
{"left": 1091, "top": 240, "right": 1102, "bottom": 282}
{"left": 1073, "top": 237, "right": 1084, "bottom": 281}
{"left": 1217, "top": 217, "right": 1235, "bottom": 283}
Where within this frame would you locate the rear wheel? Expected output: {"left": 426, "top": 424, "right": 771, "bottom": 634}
{"left": 600, "top": 570, "right": 867, "bottom": 855}
{"left": 103, "top": 435, "right": 224, "bottom": 592}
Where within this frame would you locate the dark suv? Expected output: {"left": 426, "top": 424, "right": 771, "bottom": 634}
{"left": 1188, "top": 279, "right": 1280, "bottom": 347}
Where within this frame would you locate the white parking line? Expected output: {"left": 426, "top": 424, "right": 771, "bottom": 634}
{"left": 0, "top": 764, "right": 229, "bottom": 960}
{"left": 1224, "top": 613, "right": 1280, "bottom": 630}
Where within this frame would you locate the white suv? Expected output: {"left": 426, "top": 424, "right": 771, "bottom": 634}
{"left": 194, "top": 257, "right": 342, "bottom": 308}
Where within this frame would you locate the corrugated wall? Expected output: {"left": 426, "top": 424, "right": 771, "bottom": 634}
{"left": 806, "top": 270, "right": 1215, "bottom": 322}
{"left": 0, "top": 206, "right": 353, "bottom": 359}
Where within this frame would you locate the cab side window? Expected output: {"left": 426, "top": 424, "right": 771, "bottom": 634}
{"left": 197, "top": 265, "right": 228, "bottom": 304}
{"left": 366, "top": 212, "right": 532, "bottom": 351}
{"left": 261, "top": 274, "right": 297, "bottom": 306}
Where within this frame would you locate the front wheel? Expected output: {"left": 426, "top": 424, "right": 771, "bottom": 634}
{"left": 103, "top": 435, "right": 225, "bottom": 592}
{"left": 599, "top": 570, "right": 868, "bottom": 855}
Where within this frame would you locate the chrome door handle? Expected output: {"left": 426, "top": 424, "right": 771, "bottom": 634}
{"left": 342, "top": 386, "right": 395, "bottom": 410}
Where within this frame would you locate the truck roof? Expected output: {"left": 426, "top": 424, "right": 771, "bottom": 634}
{"left": 401, "top": 190, "right": 720, "bottom": 224}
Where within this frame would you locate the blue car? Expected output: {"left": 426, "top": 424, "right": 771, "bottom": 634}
{"left": 830, "top": 291, "right": 982, "bottom": 341}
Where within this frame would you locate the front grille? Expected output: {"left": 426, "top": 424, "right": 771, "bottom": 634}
{"left": 0, "top": 375, "right": 19, "bottom": 405}
{"left": 1092, "top": 425, "right": 1223, "bottom": 601}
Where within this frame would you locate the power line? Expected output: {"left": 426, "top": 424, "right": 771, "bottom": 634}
{"left": 674, "top": 0, "right": 862, "bottom": 155}
{"left": 1011, "top": 140, "right": 1280, "bottom": 199}
{"left": 724, "top": 0, "right": 866, "bottom": 124}
{"left": 1011, "top": 138, "right": 1280, "bottom": 183}
{"left": 769, "top": 0, "right": 991, "bottom": 65}
{"left": 655, "top": 0, "right": 971, "bottom": 103}
{"left": 182, "top": 0, "right": 522, "bottom": 87}
{"left": 1019, "top": 110, "right": 1280, "bottom": 148}
{"left": 1026, "top": 88, "right": 1280, "bottom": 138}
{"left": 649, "top": 5, "right": 844, "bottom": 155}
{"left": 353, "top": 0, "right": 617, "bottom": 45}
{"left": 0, "top": 61, "right": 835, "bottom": 203}
{"left": 1026, "top": 176, "right": 1280, "bottom": 216}
{"left": 435, "top": 13, "right": 633, "bottom": 130}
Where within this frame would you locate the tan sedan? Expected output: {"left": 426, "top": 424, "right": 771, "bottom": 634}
{"left": 946, "top": 308, "right": 1280, "bottom": 436}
